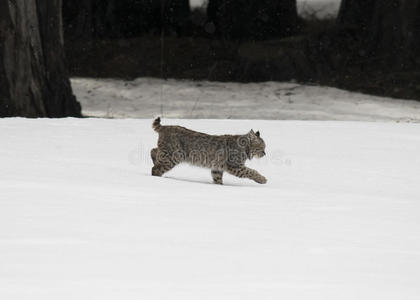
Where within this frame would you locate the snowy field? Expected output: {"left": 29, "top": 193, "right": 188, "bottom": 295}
{"left": 72, "top": 78, "right": 420, "bottom": 122}
{"left": 1, "top": 117, "right": 420, "bottom": 299}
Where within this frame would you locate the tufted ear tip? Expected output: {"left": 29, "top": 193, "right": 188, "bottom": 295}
{"left": 256, "top": 131, "right": 260, "bottom": 137}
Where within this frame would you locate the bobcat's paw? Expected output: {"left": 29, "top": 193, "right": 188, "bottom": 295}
{"left": 255, "top": 176, "right": 267, "bottom": 184}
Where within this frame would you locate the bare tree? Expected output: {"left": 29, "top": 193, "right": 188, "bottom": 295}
{"left": 0, "top": 0, "right": 81, "bottom": 117}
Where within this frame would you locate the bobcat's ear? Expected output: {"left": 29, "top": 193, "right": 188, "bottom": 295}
{"left": 249, "top": 129, "right": 255, "bottom": 136}
{"left": 256, "top": 131, "right": 260, "bottom": 137}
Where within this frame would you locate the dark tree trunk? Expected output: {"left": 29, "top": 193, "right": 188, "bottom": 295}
{"left": 0, "top": 0, "right": 81, "bottom": 117}
{"left": 337, "top": 0, "right": 376, "bottom": 33}
{"left": 160, "top": 0, "right": 190, "bottom": 36}
{"left": 207, "top": 0, "right": 299, "bottom": 40}
{"left": 370, "top": 0, "right": 420, "bottom": 60}
{"left": 337, "top": 0, "right": 420, "bottom": 62}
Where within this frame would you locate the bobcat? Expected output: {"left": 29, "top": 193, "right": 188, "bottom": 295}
{"left": 150, "top": 117, "right": 267, "bottom": 184}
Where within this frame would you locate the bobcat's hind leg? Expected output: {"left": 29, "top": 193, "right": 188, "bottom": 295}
{"left": 151, "top": 148, "right": 158, "bottom": 165}
{"left": 211, "top": 169, "right": 223, "bottom": 185}
{"left": 226, "top": 165, "right": 267, "bottom": 184}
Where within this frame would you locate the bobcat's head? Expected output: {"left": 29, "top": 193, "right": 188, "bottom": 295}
{"left": 248, "top": 129, "right": 266, "bottom": 159}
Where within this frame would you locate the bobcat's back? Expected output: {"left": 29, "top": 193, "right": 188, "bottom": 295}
{"left": 155, "top": 122, "right": 244, "bottom": 168}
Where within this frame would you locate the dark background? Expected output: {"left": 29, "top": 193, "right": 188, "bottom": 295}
{"left": 1, "top": 0, "right": 420, "bottom": 117}
{"left": 64, "top": 0, "right": 420, "bottom": 101}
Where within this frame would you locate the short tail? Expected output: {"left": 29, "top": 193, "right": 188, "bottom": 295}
{"left": 152, "top": 117, "right": 162, "bottom": 132}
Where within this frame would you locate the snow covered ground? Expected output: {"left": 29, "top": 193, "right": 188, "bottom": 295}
{"left": 1, "top": 118, "right": 420, "bottom": 299}
{"left": 72, "top": 77, "right": 420, "bottom": 122}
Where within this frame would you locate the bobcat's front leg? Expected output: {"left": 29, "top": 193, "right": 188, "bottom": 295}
{"left": 226, "top": 166, "right": 267, "bottom": 184}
